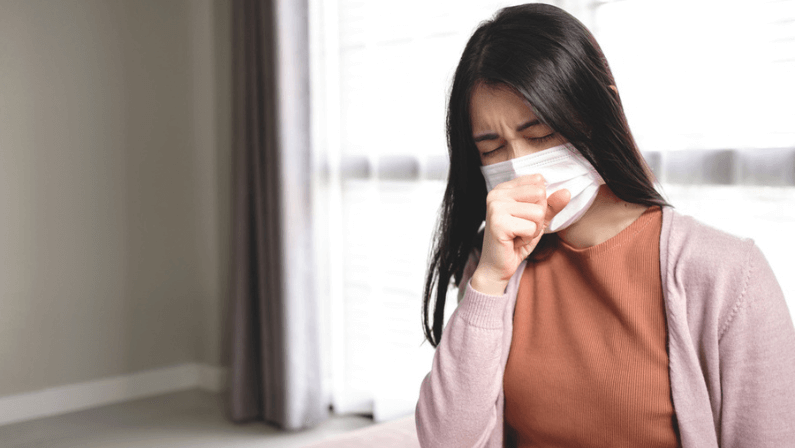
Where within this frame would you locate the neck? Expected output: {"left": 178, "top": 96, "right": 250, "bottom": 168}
{"left": 556, "top": 185, "right": 650, "bottom": 249}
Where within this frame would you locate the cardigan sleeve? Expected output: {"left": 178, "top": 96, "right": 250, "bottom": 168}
{"left": 415, "top": 260, "right": 510, "bottom": 448}
{"left": 717, "top": 243, "right": 795, "bottom": 447}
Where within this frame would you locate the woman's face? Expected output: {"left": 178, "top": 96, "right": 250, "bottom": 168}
{"left": 470, "top": 83, "right": 567, "bottom": 166}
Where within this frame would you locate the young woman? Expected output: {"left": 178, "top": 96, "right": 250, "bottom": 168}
{"left": 416, "top": 4, "right": 795, "bottom": 448}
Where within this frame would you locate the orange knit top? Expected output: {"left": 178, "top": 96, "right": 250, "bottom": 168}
{"left": 502, "top": 206, "right": 679, "bottom": 447}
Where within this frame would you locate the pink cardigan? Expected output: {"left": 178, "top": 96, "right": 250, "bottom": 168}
{"left": 415, "top": 207, "right": 795, "bottom": 447}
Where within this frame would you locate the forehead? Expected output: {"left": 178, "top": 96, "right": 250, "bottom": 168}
{"left": 469, "top": 84, "right": 537, "bottom": 132}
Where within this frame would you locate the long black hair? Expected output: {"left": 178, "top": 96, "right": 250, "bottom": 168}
{"left": 422, "top": 3, "right": 669, "bottom": 347}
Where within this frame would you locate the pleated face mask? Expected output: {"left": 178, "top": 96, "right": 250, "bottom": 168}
{"left": 480, "top": 143, "right": 605, "bottom": 233}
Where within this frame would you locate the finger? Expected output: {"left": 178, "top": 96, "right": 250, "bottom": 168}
{"left": 506, "top": 202, "right": 546, "bottom": 223}
{"left": 499, "top": 215, "right": 541, "bottom": 242}
{"left": 544, "top": 188, "right": 571, "bottom": 225}
{"left": 512, "top": 173, "right": 545, "bottom": 186}
{"left": 507, "top": 183, "right": 546, "bottom": 204}
{"left": 489, "top": 182, "right": 546, "bottom": 204}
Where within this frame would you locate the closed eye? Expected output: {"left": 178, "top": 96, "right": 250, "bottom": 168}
{"left": 480, "top": 132, "right": 557, "bottom": 159}
{"left": 482, "top": 146, "right": 502, "bottom": 158}
{"left": 526, "top": 133, "right": 556, "bottom": 143}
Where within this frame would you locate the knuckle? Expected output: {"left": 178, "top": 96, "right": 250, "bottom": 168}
{"left": 490, "top": 215, "right": 508, "bottom": 233}
{"left": 485, "top": 193, "right": 498, "bottom": 209}
{"left": 486, "top": 195, "right": 503, "bottom": 212}
{"left": 486, "top": 188, "right": 505, "bottom": 202}
{"left": 486, "top": 202, "right": 505, "bottom": 220}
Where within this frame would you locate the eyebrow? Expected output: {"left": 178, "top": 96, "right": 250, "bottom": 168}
{"left": 473, "top": 119, "right": 541, "bottom": 142}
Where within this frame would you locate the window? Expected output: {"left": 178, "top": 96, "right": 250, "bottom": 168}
{"left": 310, "top": 0, "right": 795, "bottom": 422}
{"left": 595, "top": 0, "right": 795, "bottom": 151}
{"left": 592, "top": 0, "right": 795, "bottom": 312}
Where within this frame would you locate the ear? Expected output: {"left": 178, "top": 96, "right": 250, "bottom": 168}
{"left": 609, "top": 85, "right": 618, "bottom": 94}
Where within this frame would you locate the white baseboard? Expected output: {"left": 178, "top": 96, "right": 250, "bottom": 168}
{"left": 198, "top": 363, "right": 229, "bottom": 393}
{"left": 0, "top": 363, "right": 229, "bottom": 427}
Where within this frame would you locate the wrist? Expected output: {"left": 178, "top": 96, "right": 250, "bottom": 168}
{"left": 470, "top": 267, "right": 510, "bottom": 296}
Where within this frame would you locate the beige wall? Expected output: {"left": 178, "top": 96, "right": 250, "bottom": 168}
{"left": 0, "top": 0, "right": 231, "bottom": 396}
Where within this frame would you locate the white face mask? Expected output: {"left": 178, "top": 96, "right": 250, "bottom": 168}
{"left": 480, "top": 143, "right": 605, "bottom": 233}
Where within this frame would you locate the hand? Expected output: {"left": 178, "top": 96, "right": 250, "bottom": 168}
{"left": 470, "top": 174, "right": 570, "bottom": 296}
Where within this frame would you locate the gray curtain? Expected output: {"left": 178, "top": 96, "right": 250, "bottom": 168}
{"left": 228, "top": 0, "right": 325, "bottom": 430}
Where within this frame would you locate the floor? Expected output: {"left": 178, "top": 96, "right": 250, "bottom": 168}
{"left": 0, "top": 389, "right": 375, "bottom": 448}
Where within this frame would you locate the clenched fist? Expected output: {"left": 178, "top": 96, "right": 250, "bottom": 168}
{"left": 470, "top": 174, "right": 571, "bottom": 296}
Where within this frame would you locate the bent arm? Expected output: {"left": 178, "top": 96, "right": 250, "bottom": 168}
{"left": 718, "top": 244, "right": 795, "bottom": 447}
{"left": 415, "top": 280, "right": 511, "bottom": 448}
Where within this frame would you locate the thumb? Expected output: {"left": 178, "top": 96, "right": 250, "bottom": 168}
{"left": 545, "top": 189, "right": 571, "bottom": 225}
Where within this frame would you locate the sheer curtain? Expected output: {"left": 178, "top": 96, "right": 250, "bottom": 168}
{"left": 310, "top": 0, "right": 795, "bottom": 423}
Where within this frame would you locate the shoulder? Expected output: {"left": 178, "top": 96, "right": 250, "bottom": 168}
{"left": 660, "top": 207, "right": 774, "bottom": 334}
{"left": 661, "top": 206, "right": 756, "bottom": 269}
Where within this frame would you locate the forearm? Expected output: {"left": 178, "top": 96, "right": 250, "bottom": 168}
{"left": 415, "top": 281, "right": 510, "bottom": 448}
